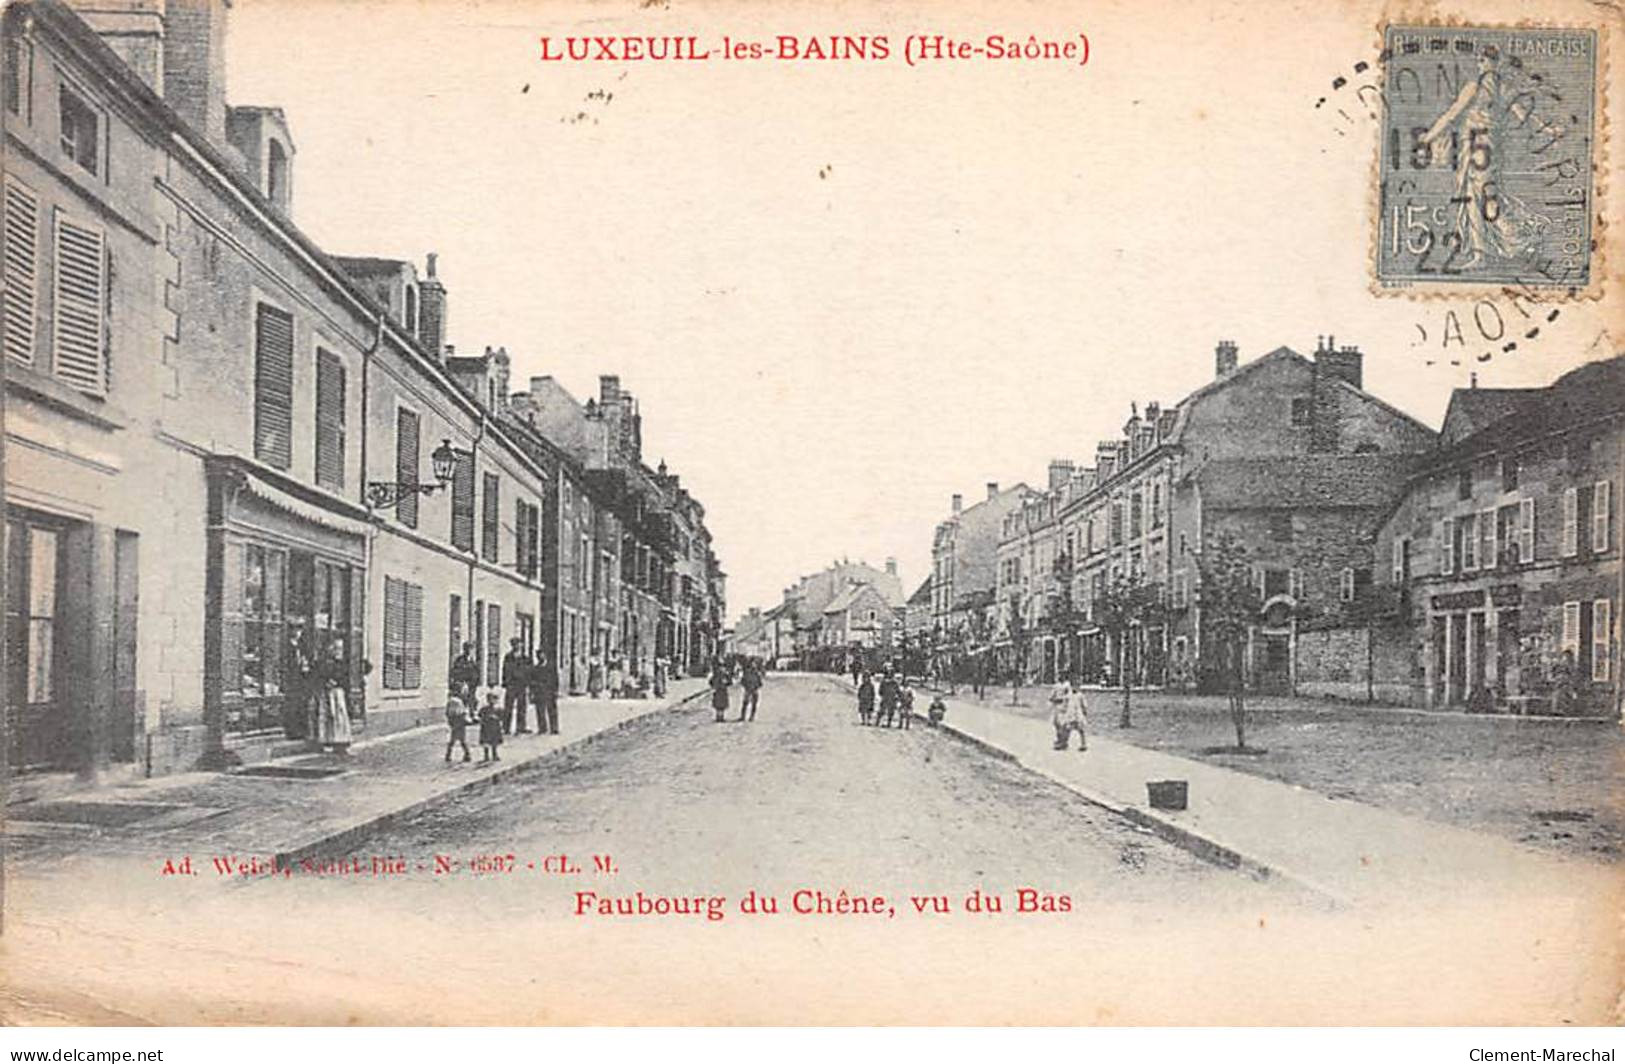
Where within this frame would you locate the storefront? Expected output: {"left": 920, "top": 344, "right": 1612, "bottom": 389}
{"left": 203, "top": 458, "right": 368, "bottom": 761}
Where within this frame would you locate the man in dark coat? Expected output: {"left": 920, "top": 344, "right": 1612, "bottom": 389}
{"left": 738, "top": 659, "right": 763, "bottom": 722}
{"left": 530, "top": 649, "right": 560, "bottom": 735}
{"left": 501, "top": 637, "right": 531, "bottom": 734}
{"left": 450, "top": 642, "right": 480, "bottom": 711}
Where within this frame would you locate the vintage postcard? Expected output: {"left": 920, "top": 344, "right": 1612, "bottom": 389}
{"left": 1, "top": 0, "right": 1622, "bottom": 1032}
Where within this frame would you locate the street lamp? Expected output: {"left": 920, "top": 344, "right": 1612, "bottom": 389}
{"left": 365, "top": 438, "right": 465, "bottom": 509}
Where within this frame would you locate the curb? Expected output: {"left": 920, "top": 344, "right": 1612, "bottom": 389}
{"left": 267, "top": 688, "right": 706, "bottom": 874}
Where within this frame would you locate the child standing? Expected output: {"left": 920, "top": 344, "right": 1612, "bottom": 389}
{"left": 478, "top": 690, "right": 504, "bottom": 763}
{"left": 899, "top": 684, "right": 916, "bottom": 730}
{"left": 444, "top": 695, "right": 472, "bottom": 763}
{"left": 857, "top": 672, "right": 875, "bottom": 725}
{"left": 927, "top": 693, "right": 947, "bottom": 727}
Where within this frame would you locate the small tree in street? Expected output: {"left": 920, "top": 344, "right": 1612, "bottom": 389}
{"left": 1093, "top": 570, "right": 1165, "bottom": 728}
{"left": 1048, "top": 550, "right": 1087, "bottom": 684}
{"left": 965, "top": 606, "right": 991, "bottom": 699}
{"left": 1197, "top": 530, "right": 1263, "bottom": 749}
{"left": 1006, "top": 592, "right": 1031, "bottom": 705}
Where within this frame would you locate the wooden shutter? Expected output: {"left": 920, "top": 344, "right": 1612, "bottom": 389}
{"left": 450, "top": 452, "right": 475, "bottom": 551}
{"left": 1519, "top": 498, "right": 1535, "bottom": 563}
{"left": 382, "top": 576, "right": 404, "bottom": 689}
{"left": 1594, "top": 481, "right": 1612, "bottom": 554}
{"left": 3, "top": 177, "right": 39, "bottom": 365}
{"left": 52, "top": 212, "right": 105, "bottom": 393}
{"left": 1439, "top": 517, "right": 1454, "bottom": 575}
{"left": 396, "top": 408, "right": 420, "bottom": 528}
{"left": 253, "top": 303, "right": 294, "bottom": 467}
{"left": 482, "top": 473, "right": 500, "bottom": 562}
{"left": 1481, "top": 508, "right": 1497, "bottom": 570}
{"left": 1562, "top": 487, "right": 1579, "bottom": 557}
{"left": 1593, "top": 599, "right": 1612, "bottom": 683}
{"left": 403, "top": 581, "right": 423, "bottom": 689}
{"left": 314, "top": 349, "right": 345, "bottom": 490}
{"left": 1561, "top": 601, "right": 1581, "bottom": 655}
{"left": 485, "top": 602, "right": 500, "bottom": 682}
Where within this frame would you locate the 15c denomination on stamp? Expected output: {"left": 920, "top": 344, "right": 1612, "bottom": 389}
{"left": 1376, "top": 24, "right": 1599, "bottom": 294}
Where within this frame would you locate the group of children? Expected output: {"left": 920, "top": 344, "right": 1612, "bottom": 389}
{"left": 854, "top": 668, "right": 948, "bottom": 730}
{"left": 443, "top": 690, "right": 508, "bottom": 764}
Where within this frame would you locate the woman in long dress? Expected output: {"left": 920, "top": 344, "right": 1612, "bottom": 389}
{"left": 311, "top": 637, "right": 354, "bottom": 753}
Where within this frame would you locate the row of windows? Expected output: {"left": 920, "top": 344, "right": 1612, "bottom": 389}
{"left": 384, "top": 582, "right": 539, "bottom": 693}
{"left": 1560, "top": 599, "right": 1614, "bottom": 684}
{"left": 3, "top": 176, "right": 108, "bottom": 394}
{"left": 1425, "top": 482, "right": 1612, "bottom": 578}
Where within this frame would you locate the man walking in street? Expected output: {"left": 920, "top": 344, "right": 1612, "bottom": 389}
{"left": 450, "top": 642, "right": 480, "bottom": 712}
{"left": 1050, "top": 679, "right": 1088, "bottom": 751}
{"left": 501, "top": 637, "right": 531, "bottom": 735}
{"left": 739, "top": 658, "right": 763, "bottom": 722}
{"left": 530, "top": 649, "right": 560, "bottom": 735}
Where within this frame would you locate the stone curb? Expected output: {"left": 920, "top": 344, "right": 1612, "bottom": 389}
{"left": 265, "top": 688, "right": 706, "bottom": 875}
{"left": 828, "top": 675, "right": 1346, "bottom": 905}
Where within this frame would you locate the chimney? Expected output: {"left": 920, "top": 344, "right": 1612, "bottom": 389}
{"left": 1313, "top": 335, "right": 1364, "bottom": 391}
{"left": 418, "top": 253, "right": 447, "bottom": 359}
{"left": 951, "top": 493, "right": 963, "bottom": 515}
{"left": 885, "top": 557, "right": 897, "bottom": 577}
{"left": 162, "top": 0, "right": 232, "bottom": 150}
{"left": 1096, "top": 440, "right": 1119, "bottom": 482}
{"left": 70, "top": 0, "right": 165, "bottom": 92}
{"left": 487, "top": 345, "right": 511, "bottom": 414}
{"left": 986, "top": 481, "right": 999, "bottom": 501}
{"left": 600, "top": 375, "right": 622, "bottom": 405}
{"left": 1215, "top": 340, "right": 1239, "bottom": 378}
{"left": 225, "top": 106, "right": 295, "bottom": 214}
{"left": 1048, "top": 459, "right": 1075, "bottom": 491}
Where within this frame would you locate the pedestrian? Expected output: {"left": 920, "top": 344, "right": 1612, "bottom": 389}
{"left": 877, "top": 669, "right": 899, "bottom": 729}
{"left": 850, "top": 657, "right": 862, "bottom": 687}
{"left": 739, "top": 658, "right": 763, "bottom": 722}
{"left": 587, "top": 652, "right": 604, "bottom": 699}
{"left": 899, "top": 683, "right": 916, "bottom": 730}
{"left": 310, "top": 636, "right": 353, "bottom": 754}
{"left": 710, "top": 659, "right": 731, "bottom": 723}
{"left": 927, "top": 693, "right": 947, "bottom": 727}
{"left": 608, "top": 655, "right": 625, "bottom": 699}
{"left": 1050, "top": 680, "right": 1088, "bottom": 752}
{"left": 502, "top": 637, "right": 531, "bottom": 735}
{"left": 857, "top": 672, "right": 875, "bottom": 725}
{"left": 530, "top": 650, "right": 560, "bottom": 735}
{"left": 654, "top": 654, "right": 669, "bottom": 699}
{"left": 450, "top": 641, "right": 480, "bottom": 710}
{"left": 478, "top": 690, "right": 504, "bottom": 763}
{"left": 444, "top": 694, "right": 472, "bottom": 763}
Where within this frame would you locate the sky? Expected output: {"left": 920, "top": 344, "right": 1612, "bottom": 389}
{"left": 224, "top": 0, "right": 1620, "bottom": 621}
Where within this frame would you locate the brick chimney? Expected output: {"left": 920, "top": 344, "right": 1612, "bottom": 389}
{"left": 951, "top": 493, "right": 963, "bottom": 515}
{"left": 1096, "top": 440, "right": 1119, "bottom": 482}
{"left": 162, "top": 0, "right": 232, "bottom": 150}
{"left": 1048, "top": 459, "right": 1075, "bottom": 491}
{"left": 1215, "top": 339, "right": 1239, "bottom": 378}
{"left": 69, "top": 0, "right": 165, "bottom": 92}
{"left": 600, "top": 375, "right": 622, "bottom": 405}
{"left": 1314, "top": 334, "right": 1364, "bottom": 390}
{"left": 986, "top": 481, "right": 999, "bottom": 501}
{"left": 418, "top": 253, "right": 447, "bottom": 359}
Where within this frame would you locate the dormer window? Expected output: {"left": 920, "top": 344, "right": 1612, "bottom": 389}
{"left": 266, "top": 138, "right": 289, "bottom": 209}
{"left": 59, "top": 82, "right": 100, "bottom": 175}
{"left": 404, "top": 284, "right": 419, "bottom": 336}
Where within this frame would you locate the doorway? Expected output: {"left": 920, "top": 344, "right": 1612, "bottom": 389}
{"left": 5, "top": 517, "right": 67, "bottom": 770}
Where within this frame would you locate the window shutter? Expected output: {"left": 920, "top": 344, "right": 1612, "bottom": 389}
{"left": 1440, "top": 517, "right": 1455, "bottom": 575}
{"left": 1562, "top": 487, "right": 1579, "bottom": 557}
{"left": 52, "top": 212, "right": 105, "bottom": 393}
{"left": 1519, "top": 497, "right": 1535, "bottom": 563}
{"left": 1481, "top": 508, "right": 1497, "bottom": 570}
{"left": 1593, "top": 599, "right": 1612, "bottom": 682}
{"left": 314, "top": 348, "right": 345, "bottom": 490}
{"left": 382, "top": 576, "right": 404, "bottom": 689}
{"left": 253, "top": 303, "right": 294, "bottom": 467}
{"left": 1392, "top": 538, "right": 1405, "bottom": 583}
{"left": 3, "top": 177, "right": 39, "bottom": 365}
{"left": 1561, "top": 601, "right": 1581, "bottom": 654}
{"left": 1340, "top": 568, "right": 1353, "bottom": 602}
{"left": 1461, "top": 513, "right": 1477, "bottom": 571}
{"left": 485, "top": 602, "right": 500, "bottom": 683}
{"left": 450, "top": 451, "right": 475, "bottom": 551}
{"left": 403, "top": 581, "right": 423, "bottom": 690}
{"left": 1594, "top": 481, "right": 1612, "bottom": 553}
{"left": 482, "top": 473, "right": 500, "bottom": 562}
{"left": 395, "top": 407, "right": 420, "bottom": 528}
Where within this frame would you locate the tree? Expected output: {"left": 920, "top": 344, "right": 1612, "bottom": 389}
{"left": 1197, "top": 530, "right": 1263, "bottom": 749}
{"left": 1092, "top": 569, "right": 1165, "bottom": 728}
{"left": 965, "top": 605, "right": 991, "bottom": 699}
{"left": 1006, "top": 592, "right": 1031, "bottom": 705}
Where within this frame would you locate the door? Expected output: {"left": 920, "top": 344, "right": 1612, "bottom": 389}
{"left": 1497, "top": 609, "right": 1521, "bottom": 697}
{"left": 1448, "top": 614, "right": 1468, "bottom": 705}
{"left": 1431, "top": 615, "right": 1447, "bottom": 706}
{"left": 5, "top": 518, "right": 67, "bottom": 770}
{"left": 1469, "top": 612, "right": 1487, "bottom": 699}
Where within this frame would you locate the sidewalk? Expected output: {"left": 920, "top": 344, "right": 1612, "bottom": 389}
{"left": 910, "top": 686, "right": 1618, "bottom": 908}
{"left": 8, "top": 680, "right": 707, "bottom": 871}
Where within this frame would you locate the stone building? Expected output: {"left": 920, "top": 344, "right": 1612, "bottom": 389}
{"left": 929, "top": 480, "right": 1032, "bottom": 669}
{"left": 1374, "top": 355, "right": 1622, "bottom": 715}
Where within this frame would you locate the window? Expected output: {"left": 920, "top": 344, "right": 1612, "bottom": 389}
{"left": 5, "top": 35, "right": 32, "bottom": 119}
{"left": 395, "top": 407, "right": 420, "bottom": 528}
{"left": 1594, "top": 481, "right": 1613, "bottom": 553}
{"left": 485, "top": 602, "right": 501, "bottom": 685}
{"left": 1151, "top": 483, "right": 1164, "bottom": 529}
{"left": 239, "top": 545, "right": 285, "bottom": 703}
{"left": 58, "top": 83, "right": 99, "bottom": 175}
{"left": 1593, "top": 599, "right": 1612, "bottom": 682}
{"left": 1562, "top": 486, "right": 1579, "bottom": 557}
{"left": 1502, "top": 456, "right": 1520, "bottom": 493}
{"left": 1479, "top": 508, "right": 1496, "bottom": 570}
{"left": 450, "top": 450, "right": 475, "bottom": 551}
{"left": 52, "top": 212, "right": 106, "bottom": 394}
{"left": 1262, "top": 568, "right": 1290, "bottom": 598}
{"left": 1130, "top": 491, "right": 1143, "bottom": 539}
{"left": 1179, "top": 531, "right": 1188, "bottom": 556}
{"left": 482, "top": 473, "right": 500, "bottom": 562}
{"left": 251, "top": 303, "right": 294, "bottom": 466}
{"left": 314, "top": 349, "right": 345, "bottom": 490}
{"left": 1392, "top": 537, "right": 1409, "bottom": 583}
{"left": 1269, "top": 512, "right": 1293, "bottom": 543}
{"left": 3, "top": 177, "right": 39, "bottom": 366}
{"left": 1110, "top": 500, "right": 1124, "bottom": 545}
{"left": 1561, "top": 601, "right": 1581, "bottom": 656}
{"left": 1460, "top": 513, "right": 1477, "bottom": 571}
{"left": 1172, "top": 570, "right": 1188, "bottom": 608}
{"left": 1457, "top": 468, "right": 1472, "bottom": 501}
{"left": 266, "top": 139, "right": 289, "bottom": 207}
{"left": 1290, "top": 397, "right": 1311, "bottom": 426}
{"left": 1518, "top": 498, "right": 1535, "bottom": 564}
{"left": 382, "top": 576, "right": 423, "bottom": 690}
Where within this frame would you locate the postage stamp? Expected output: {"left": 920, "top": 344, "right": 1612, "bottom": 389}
{"left": 1375, "top": 24, "right": 1599, "bottom": 293}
